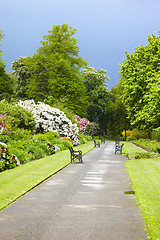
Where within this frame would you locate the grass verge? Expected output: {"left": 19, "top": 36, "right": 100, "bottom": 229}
{"left": 121, "top": 141, "right": 148, "bottom": 154}
{"left": 126, "top": 157, "right": 160, "bottom": 239}
{"left": 0, "top": 141, "right": 94, "bottom": 211}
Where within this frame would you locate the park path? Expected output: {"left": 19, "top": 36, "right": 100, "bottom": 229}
{"left": 0, "top": 141, "right": 149, "bottom": 240}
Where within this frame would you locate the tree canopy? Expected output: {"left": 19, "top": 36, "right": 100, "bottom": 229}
{"left": 81, "top": 67, "right": 113, "bottom": 134}
{"left": 0, "top": 29, "right": 5, "bottom": 62}
{"left": 81, "top": 67, "right": 109, "bottom": 94}
{"left": 0, "top": 62, "right": 14, "bottom": 100}
{"left": 109, "top": 85, "right": 130, "bottom": 138}
{"left": 12, "top": 56, "right": 30, "bottom": 99}
{"left": 0, "top": 29, "right": 13, "bottom": 100}
{"left": 118, "top": 32, "right": 160, "bottom": 132}
{"left": 20, "top": 24, "right": 88, "bottom": 116}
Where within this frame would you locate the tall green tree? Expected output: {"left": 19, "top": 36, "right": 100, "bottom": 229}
{"left": 109, "top": 85, "right": 130, "bottom": 138}
{"left": 81, "top": 67, "right": 109, "bottom": 94}
{"left": 0, "top": 29, "right": 5, "bottom": 61}
{"left": 0, "top": 63, "right": 14, "bottom": 100}
{"left": 12, "top": 56, "right": 30, "bottom": 99}
{"left": 27, "top": 60, "right": 49, "bottom": 101}
{"left": 26, "top": 24, "right": 88, "bottom": 116}
{"left": 81, "top": 67, "right": 113, "bottom": 135}
{"left": 119, "top": 32, "right": 160, "bottom": 132}
{"left": 0, "top": 29, "right": 13, "bottom": 100}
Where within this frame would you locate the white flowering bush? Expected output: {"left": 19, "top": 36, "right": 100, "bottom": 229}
{"left": 18, "top": 100, "right": 79, "bottom": 144}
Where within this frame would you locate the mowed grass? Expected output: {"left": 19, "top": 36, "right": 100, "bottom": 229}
{"left": 121, "top": 141, "right": 147, "bottom": 154}
{"left": 126, "top": 150, "right": 160, "bottom": 239}
{"left": 0, "top": 141, "right": 94, "bottom": 211}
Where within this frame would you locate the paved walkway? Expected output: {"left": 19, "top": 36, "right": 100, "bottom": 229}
{"left": 0, "top": 141, "right": 149, "bottom": 240}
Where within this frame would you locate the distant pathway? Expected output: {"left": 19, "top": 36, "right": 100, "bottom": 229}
{"left": 0, "top": 141, "right": 149, "bottom": 240}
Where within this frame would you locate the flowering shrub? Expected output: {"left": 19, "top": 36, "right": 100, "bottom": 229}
{"left": 0, "top": 142, "right": 20, "bottom": 172}
{"left": 133, "top": 139, "right": 160, "bottom": 153}
{"left": 0, "top": 125, "right": 3, "bottom": 134}
{"left": 7, "top": 139, "right": 56, "bottom": 164}
{"left": 60, "top": 137, "right": 73, "bottom": 144}
{"left": 122, "top": 129, "right": 148, "bottom": 140}
{"left": 0, "top": 114, "right": 15, "bottom": 135}
{"left": 18, "top": 100, "right": 79, "bottom": 144}
{"left": 0, "top": 99, "right": 36, "bottom": 131}
{"left": 75, "top": 115, "right": 90, "bottom": 135}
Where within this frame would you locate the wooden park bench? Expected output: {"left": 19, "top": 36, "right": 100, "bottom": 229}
{"left": 94, "top": 140, "right": 100, "bottom": 148}
{"left": 69, "top": 147, "right": 82, "bottom": 163}
{"left": 115, "top": 143, "right": 124, "bottom": 154}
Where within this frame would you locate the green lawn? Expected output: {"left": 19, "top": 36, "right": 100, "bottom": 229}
{"left": 0, "top": 141, "right": 94, "bottom": 211}
{"left": 121, "top": 141, "right": 148, "bottom": 154}
{"left": 126, "top": 152, "right": 160, "bottom": 239}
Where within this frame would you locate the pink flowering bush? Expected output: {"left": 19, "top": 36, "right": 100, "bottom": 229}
{"left": 75, "top": 115, "right": 90, "bottom": 135}
{"left": 0, "top": 117, "right": 20, "bottom": 171}
{"left": 0, "top": 143, "right": 20, "bottom": 172}
{"left": 0, "top": 114, "right": 15, "bottom": 136}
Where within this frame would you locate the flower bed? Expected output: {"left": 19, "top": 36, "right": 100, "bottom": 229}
{"left": 0, "top": 142, "right": 20, "bottom": 172}
{"left": 133, "top": 138, "right": 160, "bottom": 153}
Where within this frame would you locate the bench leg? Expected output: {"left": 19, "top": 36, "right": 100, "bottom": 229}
{"left": 71, "top": 155, "right": 75, "bottom": 163}
{"left": 79, "top": 152, "right": 82, "bottom": 162}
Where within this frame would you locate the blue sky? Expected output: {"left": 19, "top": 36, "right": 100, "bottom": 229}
{"left": 1, "top": 0, "right": 160, "bottom": 89}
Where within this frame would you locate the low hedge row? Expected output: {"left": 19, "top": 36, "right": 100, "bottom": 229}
{"left": 0, "top": 130, "right": 92, "bottom": 172}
